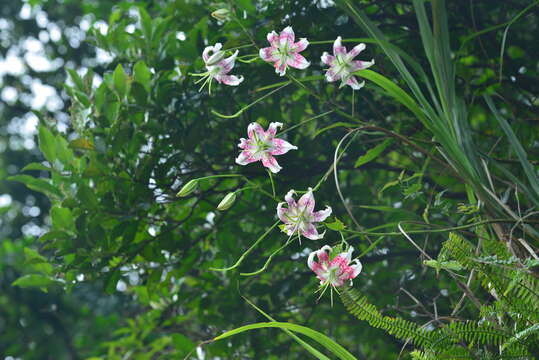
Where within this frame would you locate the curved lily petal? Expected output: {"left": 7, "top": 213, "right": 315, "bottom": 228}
{"left": 298, "top": 188, "right": 316, "bottom": 213}
{"left": 270, "top": 138, "right": 297, "bottom": 155}
{"left": 312, "top": 206, "right": 332, "bottom": 222}
{"left": 286, "top": 53, "right": 310, "bottom": 70}
{"left": 261, "top": 154, "right": 282, "bottom": 173}
{"left": 218, "top": 74, "right": 244, "bottom": 86}
{"left": 293, "top": 38, "right": 309, "bottom": 52}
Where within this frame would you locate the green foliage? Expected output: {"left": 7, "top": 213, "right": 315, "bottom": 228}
{"left": 3, "top": 0, "right": 539, "bottom": 358}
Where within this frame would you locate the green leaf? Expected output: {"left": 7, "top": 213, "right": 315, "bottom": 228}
{"left": 21, "top": 162, "right": 53, "bottom": 172}
{"left": 355, "top": 138, "right": 393, "bottom": 168}
{"left": 38, "top": 125, "right": 57, "bottom": 163}
{"left": 8, "top": 175, "right": 62, "bottom": 198}
{"left": 51, "top": 206, "right": 75, "bottom": 232}
{"left": 69, "top": 138, "right": 95, "bottom": 151}
{"left": 112, "top": 64, "right": 129, "bottom": 99}
{"left": 244, "top": 297, "right": 330, "bottom": 360}
{"left": 133, "top": 61, "right": 152, "bottom": 93}
{"left": 354, "top": 70, "right": 428, "bottom": 128}
{"left": 12, "top": 274, "right": 55, "bottom": 289}
{"left": 171, "top": 334, "right": 195, "bottom": 353}
{"left": 485, "top": 95, "right": 539, "bottom": 200}
{"left": 138, "top": 7, "right": 153, "bottom": 42}
{"left": 213, "top": 322, "right": 357, "bottom": 360}
{"left": 66, "top": 68, "right": 85, "bottom": 91}
{"left": 24, "top": 247, "right": 48, "bottom": 264}
{"left": 105, "top": 270, "right": 121, "bottom": 294}
{"left": 326, "top": 218, "right": 346, "bottom": 231}
{"left": 55, "top": 135, "right": 75, "bottom": 166}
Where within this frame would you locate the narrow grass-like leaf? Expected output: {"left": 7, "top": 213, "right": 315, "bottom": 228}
{"left": 243, "top": 297, "right": 330, "bottom": 360}
{"left": 485, "top": 95, "right": 539, "bottom": 199}
{"left": 213, "top": 322, "right": 357, "bottom": 360}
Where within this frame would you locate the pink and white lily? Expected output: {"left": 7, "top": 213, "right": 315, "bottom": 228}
{"left": 308, "top": 245, "right": 362, "bottom": 287}
{"left": 259, "top": 26, "right": 310, "bottom": 76}
{"left": 193, "top": 43, "right": 243, "bottom": 93}
{"left": 235, "top": 122, "right": 297, "bottom": 173}
{"left": 321, "top": 36, "right": 374, "bottom": 90}
{"left": 277, "top": 188, "right": 332, "bottom": 240}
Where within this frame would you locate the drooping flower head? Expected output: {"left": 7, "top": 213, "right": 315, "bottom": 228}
{"left": 192, "top": 43, "right": 244, "bottom": 93}
{"left": 308, "top": 245, "right": 362, "bottom": 288}
{"left": 235, "top": 122, "right": 297, "bottom": 173}
{"left": 277, "top": 188, "right": 332, "bottom": 240}
{"left": 321, "top": 36, "right": 374, "bottom": 90}
{"left": 259, "top": 26, "right": 310, "bottom": 76}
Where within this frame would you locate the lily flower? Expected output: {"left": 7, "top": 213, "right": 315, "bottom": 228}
{"left": 308, "top": 245, "right": 362, "bottom": 287}
{"left": 277, "top": 188, "right": 332, "bottom": 240}
{"left": 235, "top": 122, "right": 297, "bottom": 173}
{"left": 192, "top": 43, "right": 243, "bottom": 93}
{"left": 321, "top": 36, "right": 374, "bottom": 90}
{"left": 259, "top": 26, "right": 310, "bottom": 76}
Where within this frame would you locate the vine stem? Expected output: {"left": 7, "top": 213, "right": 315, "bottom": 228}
{"left": 240, "top": 235, "right": 294, "bottom": 276}
{"left": 212, "top": 83, "right": 289, "bottom": 118}
{"left": 209, "top": 220, "right": 280, "bottom": 272}
{"left": 342, "top": 218, "right": 538, "bottom": 237}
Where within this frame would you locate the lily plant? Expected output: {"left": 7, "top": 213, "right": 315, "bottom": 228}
{"left": 235, "top": 122, "right": 298, "bottom": 173}
{"left": 259, "top": 26, "right": 310, "bottom": 76}
{"left": 192, "top": 43, "right": 244, "bottom": 93}
{"left": 321, "top": 36, "right": 374, "bottom": 90}
{"left": 277, "top": 188, "right": 332, "bottom": 240}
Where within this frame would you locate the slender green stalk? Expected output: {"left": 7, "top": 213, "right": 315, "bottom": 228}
{"left": 209, "top": 220, "right": 279, "bottom": 272}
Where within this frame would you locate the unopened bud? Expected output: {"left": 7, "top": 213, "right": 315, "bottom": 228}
{"left": 211, "top": 8, "right": 231, "bottom": 21}
{"left": 176, "top": 179, "right": 198, "bottom": 197}
{"left": 217, "top": 192, "right": 236, "bottom": 211}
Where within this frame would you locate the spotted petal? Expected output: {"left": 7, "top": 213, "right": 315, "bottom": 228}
{"left": 284, "top": 189, "right": 297, "bottom": 207}
{"left": 235, "top": 150, "right": 261, "bottom": 165}
{"left": 274, "top": 60, "right": 287, "bottom": 76}
{"left": 301, "top": 223, "right": 324, "bottom": 240}
{"left": 261, "top": 154, "right": 282, "bottom": 173}
{"left": 218, "top": 50, "right": 239, "bottom": 73}
{"left": 203, "top": 43, "right": 223, "bottom": 64}
{"left": 342, "top": 76, "right": 365, "bottom": 90}
{"left": 313, "top": 206, "right": 332, "bottom": 222}
{"left": 259, "top": 47, "right": 279, "bottom": 62}
{"left": 277, "top": 202, "right": 289, "bottom": 223}
{"left": 247, "top": 122, "right": 265, "bottom": 139}
{"left": 351, "top": 59, "right": 375, "bottom": 72}
{"left": 292, "top": 38, "right": 309, "bottom": 52}
{"left": 267, "top": 122, "right": 283, "bottom": 136}
{"left": 279, "top": 26, "right": 295, "bottom": 47}
{"left": 333, "top": 36, "right": 347, "bottom": 56}
{"left": 298, "top": 188, "right": 316, "bottom": 213}
{"left": 321, "top": 52, "right": 335, "bottom": 66}
{"left": 286, "top": 53, "right": 310, "bottom": 70}
{"left": 270, "top": 138, "right": 297, "bottom": 155}
{"left": 347, "top": 43, "right": 366, "bottom": 59}
{"left": 216, "top": 74, "right": 243, "bottom": 86}
{"left": 267, "top": 31, "right": 279, "bottom": 47}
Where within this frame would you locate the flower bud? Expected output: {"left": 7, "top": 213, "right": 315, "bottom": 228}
{"left": 176, "top": 179, "right": 198, "bottom": 197}
{"left": 211, "top": 8, "right": 231, "bottom": 21}
{"left": 217, "top": 192, "right": 236, "bottom": 211}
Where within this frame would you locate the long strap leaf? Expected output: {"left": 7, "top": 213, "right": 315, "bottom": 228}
{"left": 213, "top": 322, "right": 358, "bottom": 360}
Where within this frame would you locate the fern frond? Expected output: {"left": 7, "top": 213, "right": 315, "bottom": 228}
{"left": 340, "top": 288, "right": 434, "bottom": 348}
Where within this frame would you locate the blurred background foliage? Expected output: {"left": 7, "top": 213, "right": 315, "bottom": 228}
{"left": 1, "top": 0, "right": 538, "bottom": 359}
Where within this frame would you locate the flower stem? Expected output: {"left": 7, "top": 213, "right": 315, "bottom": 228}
{"left": 267, "top": 169, "right": 276, "bottom": 198}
